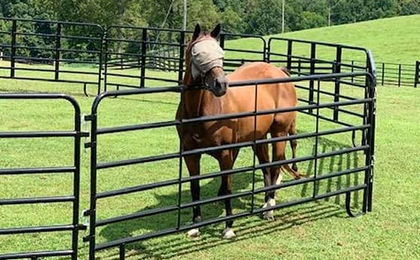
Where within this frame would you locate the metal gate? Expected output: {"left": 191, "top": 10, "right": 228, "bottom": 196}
{"left": 0, "top": 94, "right": 86, "bottom": 259}
{"left": 84, "top": 70, "right": 376, "bottom": 259}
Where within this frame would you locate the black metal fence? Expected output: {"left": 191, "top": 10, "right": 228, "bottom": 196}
{"left": 0, "top": 93, "right": 87, "bottom": 260}
{"left": 84, "top": 71, "right": 376, "bottom": 259}
{"left": 0, "top": 17, "right": 377, "bottom": 260}
{"left": 1, "top": 17, "right": 410, "bottom": 95}
{"left": 0, "top": 17, "right": 103, "bottom": 95}
{"left": 376, "top": 61, "right": 418, "bottom": 87}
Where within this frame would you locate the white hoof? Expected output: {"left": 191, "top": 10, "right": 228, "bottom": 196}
{"left": 186, "top": 228, "right": 200, "bottom": 238}
{"left": 262, "top": 198, "right": 276, "bottom": 220}
{"left": 222, "top": 228, "right": 236, "bottom": 239}
{"left": 263, "top": 210, "right": 274, "bottom": 220}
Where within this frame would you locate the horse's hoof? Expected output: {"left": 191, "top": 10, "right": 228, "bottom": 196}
{"left": 186, "top": 228, "right": 200, "bottom": 238}
{"left": 222, "top": 228, "right": 236, "bottom": 239}
{"left": 262, "top": 198, "right": 275, "bottom": 220}
{"left": 263, "top": 210, "right": 275, "bottom": 221}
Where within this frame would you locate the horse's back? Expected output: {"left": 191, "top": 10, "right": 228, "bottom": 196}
{"left": 227, "top": 62, "right": 298, "bottom": 109}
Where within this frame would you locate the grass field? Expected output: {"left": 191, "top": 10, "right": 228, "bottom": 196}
{"left": 1, "top": 16, "right": 420, "bottom": 260}
{"left": 226, "top": 14, "right": 420, "bottom": 64}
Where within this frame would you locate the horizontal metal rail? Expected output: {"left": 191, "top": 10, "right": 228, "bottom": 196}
{"left": 0, "top": 225, "right": 75, "bottom": 235}
{"left": 0, "top": 196, "right": 75, "bottom": 205}
{"left": 0, "top": 250, "right": 74, "bottom": 260}
{"left": 0, "top": 166, "right": 76, "bottom": 175}
{"left": 95, "top": 184, "right": 366, "bottom": 251}
{"left": 0, "top": 131, "right": 86, "bottom": 138}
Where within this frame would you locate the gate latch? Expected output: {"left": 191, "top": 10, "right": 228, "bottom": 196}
{"left": 81, "top": 209, "right": 90, "bottom": 230}
{"left": 82, "top": 114, "right": 91, "bottom": 152}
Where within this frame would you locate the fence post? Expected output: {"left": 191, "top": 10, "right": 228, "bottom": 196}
{"left": 398, "top": 64, "right": 402, "bottom": 87}
{"left": 415, "top": 61, "right": 419, "bottom": 88}
{"left": 298, "top": 59, "right": 301, "bottom": 75}
{"left": 178, "top": 31, "right": 185, "bottom": 85}
{"left": 10, "top": 19, "right": 17, "bottom": 78}
{"left": 309, "top": 43, "right": 316, "bottom": 114}
{"left": 333, "top": 46, "right": 342, "bottom": 121}
{"left": 381, "top": 62, "right": 385, "bottom": 86}
{"left": 351, "top": 60, "right": 354, "bottom": 83}
{"left": 287, "top": 40, "right": 293, "bottom": 71}
{"left": 54, "top": 23, "right": 62, "bottom": 80}
{"left": 140, "top": 28, "right": 147, "bottom": 88}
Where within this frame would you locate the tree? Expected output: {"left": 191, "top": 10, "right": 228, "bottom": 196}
{"left": 244, "top": 0, "right": 283, "bottom": 35}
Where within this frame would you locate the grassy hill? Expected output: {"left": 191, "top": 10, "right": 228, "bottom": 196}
{"left": 228, "top": 14, "right": 420, "bottom": 64}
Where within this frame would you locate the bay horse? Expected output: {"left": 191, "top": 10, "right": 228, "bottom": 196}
{"left": 176, "top": 24, "right": 301, "bottom": 239}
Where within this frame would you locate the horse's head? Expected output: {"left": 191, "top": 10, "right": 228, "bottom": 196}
{"left": 184, "top": 24, "right": 228, "bottom": 97}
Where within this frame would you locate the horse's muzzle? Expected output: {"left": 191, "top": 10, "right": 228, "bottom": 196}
{"left": 214, "top": 77, "right": 228, "bottom": 97}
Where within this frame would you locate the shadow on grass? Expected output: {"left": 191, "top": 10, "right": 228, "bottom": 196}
{"left": 98, "top": 133, "right": 364, "bottom": 259}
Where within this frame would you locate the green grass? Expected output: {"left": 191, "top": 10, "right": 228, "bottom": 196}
{"left": 227, "top": 14, "right": 420, "bottom": 64}
{"left": 1, "top": 16, "right": 420, "bottom": 260}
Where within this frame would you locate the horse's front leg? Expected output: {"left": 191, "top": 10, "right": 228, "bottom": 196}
{"left": 218, "top": 149, "right": 239, "bottom": 239}
{"left": 185, "top": 154, "right": 202, "bottom": 238}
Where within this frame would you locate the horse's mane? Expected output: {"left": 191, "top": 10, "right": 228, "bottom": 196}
{"left": 280, "top": 67, "right": 291, "bottom": 76}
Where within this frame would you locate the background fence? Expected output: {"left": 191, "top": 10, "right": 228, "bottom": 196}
{"left": 0, "top": 17, "right": 417, "bottom": 95}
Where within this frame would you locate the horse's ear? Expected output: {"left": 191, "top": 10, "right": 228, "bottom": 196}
{"left": 210, "top": 24, "right": 221, "bottom": 39}
{"left": 192, "top": 24, "right": 201, "bottom": 41}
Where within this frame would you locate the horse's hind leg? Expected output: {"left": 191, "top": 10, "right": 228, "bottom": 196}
{"left": 289, "top": 119, "right": 298, "bottom": 171}
{"left": 252, "top": 139, "right": 273, "bottom": 215}
{"left": 218, "top": 148, "right": 238, "bottom": 239}
{"left": 185, "top": 154, "right": 202, "bottom": 238}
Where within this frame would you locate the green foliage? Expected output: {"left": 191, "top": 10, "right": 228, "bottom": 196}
{"left": 0, "top": 0, "right": 419, "bottom": 61}
{"left": 244, "top": 0, "right": 283, "bottom": 35}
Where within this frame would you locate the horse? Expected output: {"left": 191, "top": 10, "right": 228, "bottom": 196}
{"left": 176, "top": 24, "right": 301, "bottom": 239}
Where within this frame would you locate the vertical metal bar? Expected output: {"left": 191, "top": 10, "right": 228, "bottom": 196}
{"left": 381, "top": 63, "right": 385, "bottom": 86}
{"left": 250, "top": 83, "right": 258, "bottom": 213}
{"left": 88, "top": 112, "right": 98, "bottom": 260}
{"left": 140, "top": 28, "right": 147, "bottom": 88}
{"left": 97, "top": 30, "right": 104, "bottom": 95}
{"left": 286, "top": 40, "right": 293, "bottom": 71}
{"left": 261, "top": 38, "right": 267, "bottom": 62}
{"left": 178, "top": 31, "right": 185, "bottom": 85}
{"left": 333, "top": 46, "right": 342, "bottom": 121}
{"left": 10, "top": 19, "right": 17, "bottom": 78}
{"left": 54, "top": 23, "right": 62, "bottom": 80}
{"left": 71, "top": 100, "right": 82, "bottom": 260}
{"left": 398, "top": 64, "right": 402, "bottom": 87}
{"left": 119, "top": 244, "right": 125, "bottom": 260}
{"left": 414, "top": 61, "right": 419, "bottom": 88}
{"left": 351, "top": 60, "right": 354, "bottom": 83}
{"left": 266, "top": 40, "right": 271, "bottom": 63}
{"left": 102, "top": 30, "right": 108, "bottom": 93}
{"left": 312, "top": 80, "right": 321, "bottom": 199}
{"left": 367, "top": 77, "right": 376, "bottom": 212}
{"left": 219, "top": 33, "right": 225, "bottom": 49}
{"left": 298, "top": 59, "right": 301, "bottom": 75}
{"left": 309, "top": 43, "right": 316, "bottom": 113}
{"left": 177, "top": 88, "right": 184, "bottom": 229}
